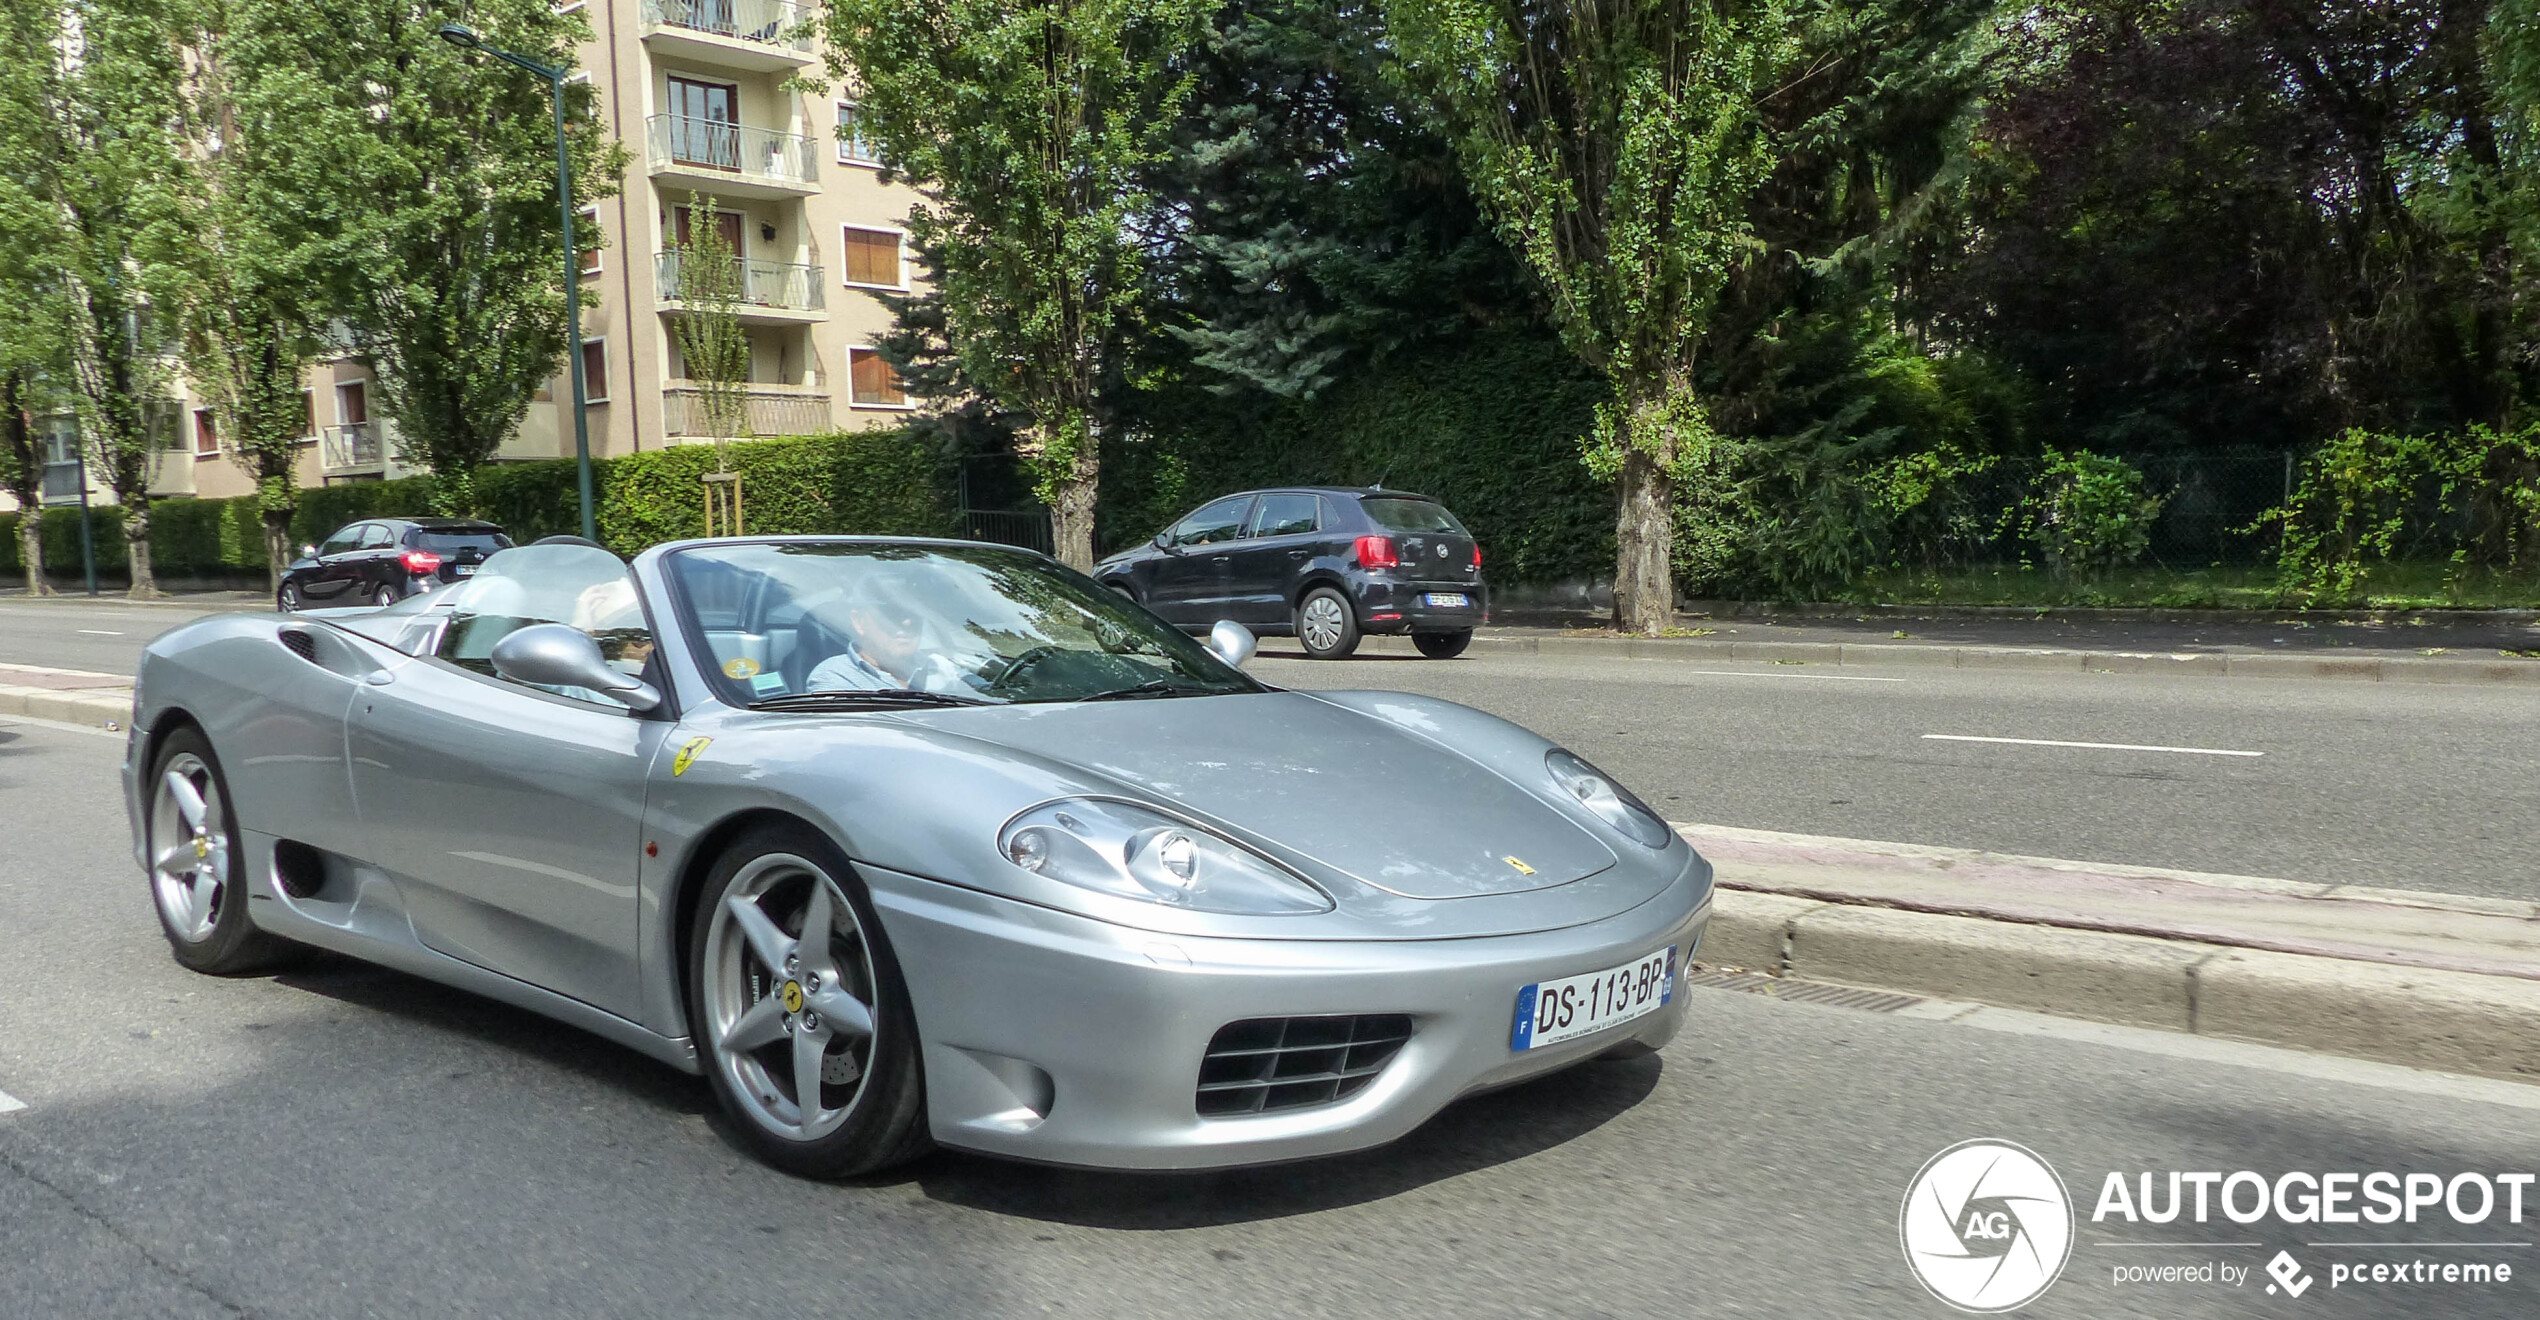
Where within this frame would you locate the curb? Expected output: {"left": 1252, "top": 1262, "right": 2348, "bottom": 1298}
{"left": 0, "top": 683, "right": 133, "bottom": 730}
{"left": 1700, "top": 890, "right": 2540, "bottom": 1084}
{"left": 1449, "top": 632, "right": 2540, "bottom": 685}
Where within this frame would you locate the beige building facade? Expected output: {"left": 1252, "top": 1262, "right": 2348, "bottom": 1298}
{"left": 9, "top": 0, "right": 915, "bottom": 515}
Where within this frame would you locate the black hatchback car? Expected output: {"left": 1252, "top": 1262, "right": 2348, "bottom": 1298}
{"left": 277, "top": 518, "right": 514, "bottom": 612}
{"left": 1096, "top": 487, "right": 1486, "bottom": 659}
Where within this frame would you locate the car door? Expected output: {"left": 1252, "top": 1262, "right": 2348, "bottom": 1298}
{"left": 1225, "top": 492, "right": 1323, "bottom": 627}
{"left": 1146, "top": 495, "right": 1254, "bottom": 625}
{"left": 346, "top": 547, "right": 667, "bottom": 1018}
{"left": 303, "top": 524, "right": 371, "bottom": 603}
{"left": 354, "top": 522, "right": 402, "bottom": 598}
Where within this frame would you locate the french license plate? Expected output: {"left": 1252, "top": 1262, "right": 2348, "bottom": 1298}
{"left": 455, "top": 564, "right": 477, "bottom": 576}
{"left": 1425, "top": 592, "right": 1470, "bottom": 608}
{"left": 1511, "top": 945, "right": 1676, "bottom": 1051}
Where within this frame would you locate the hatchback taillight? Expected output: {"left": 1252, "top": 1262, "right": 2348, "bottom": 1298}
{"left": 1472, "top": 544, "right": 1483, "bottom": 568}
{"left": 1353, "top": 535, "right": 1398, "bottom": 570}
{"left": 401, "top": 550, "right": 442, "bottom": 575}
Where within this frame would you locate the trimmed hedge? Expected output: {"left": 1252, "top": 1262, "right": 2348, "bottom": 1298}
{"left": 2, "top": 428, "right": 954, "bottom": 584}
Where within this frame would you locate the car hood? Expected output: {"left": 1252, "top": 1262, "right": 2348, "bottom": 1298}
{"left": 898, "top": 690, "right": 1618, "bottom": 899}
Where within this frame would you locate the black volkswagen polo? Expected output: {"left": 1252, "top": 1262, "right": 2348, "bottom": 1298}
{"left": 1095, "top": 487, "right": 1486, "bottom": 659}
{"left": 276, "top": 518, "right": 513, "bottom": 612}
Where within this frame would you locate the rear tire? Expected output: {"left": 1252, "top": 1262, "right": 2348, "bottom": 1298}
{"left": 1296, "top": 587, "right": 1361, "bottom": 660}
{"left": 372, "top": 585, "right": 398, "bottom": 607}
{"left": 687, "top": 822, "right": 930, "bottom": 1179}
{"left": 1413, "top": 630, "right": 1472, "bottom": 660}
{"left": 146, "top": 726, "right": 294, "bottom": 975}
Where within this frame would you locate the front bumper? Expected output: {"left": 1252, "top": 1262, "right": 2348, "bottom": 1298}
{"left": 863, "top": 853, "right": 1710, "bottom": 1170}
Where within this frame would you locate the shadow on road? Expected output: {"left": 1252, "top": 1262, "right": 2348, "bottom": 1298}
{"left": 904, "top": 1051, "right": 1663, "bottom": 1227}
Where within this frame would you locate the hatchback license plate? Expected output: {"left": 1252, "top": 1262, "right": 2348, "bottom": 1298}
{"left": 1511, "top": 945, "right": 1676, "bottom": 1051}
{"left": 1424, "top": 592, "right": 1470, "bottom": 608}
{"left": 455, "top": 564, "right": 477, "bottom": 576}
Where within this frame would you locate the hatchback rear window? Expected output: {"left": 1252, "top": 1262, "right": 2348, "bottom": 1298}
{"left": 414, "top": 530, "right": 513, "bottom": 556}
{"left": 1360, "top": 497, "right": 1466, "bottom": 535}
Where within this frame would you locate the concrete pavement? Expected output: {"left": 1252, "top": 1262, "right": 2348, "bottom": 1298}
{"left": 8, "top": 712, "right": 2540, "bottom": 1318}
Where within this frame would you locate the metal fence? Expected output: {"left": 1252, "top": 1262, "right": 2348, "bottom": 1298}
{"left": 637, "top": 0, "right": 810, "bottom": 50}
{"left": 960, "top": 508, "right": 1055, "bottom": 554}
{"left": 655, "top": 253, "right": 826, "bottom": 313}
{"left": 2127, "top": 448, "right": 2297, "bottom": 565}
{"left": 646, "top": 115, "right": 820, "bottom": 188}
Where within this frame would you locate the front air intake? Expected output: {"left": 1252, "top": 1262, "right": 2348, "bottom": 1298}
{"left": 1195, "top": 1014, "right": 1412, "bottom": 1117}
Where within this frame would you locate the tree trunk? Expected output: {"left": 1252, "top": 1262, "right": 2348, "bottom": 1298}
{"left": 16, "top": 511, "right": 48, "bottom": 596}
{"left": 1047, "top": 427, "right": 1101, "bottom": 572}
{"left": 124, "top": 496, "right": 160, "bottom": 599}
{"left": 1612, "top": 446, "right": 1676, "bottom": 635}
{"left": 263, "top": 507, "right": 295, "bottom": 591}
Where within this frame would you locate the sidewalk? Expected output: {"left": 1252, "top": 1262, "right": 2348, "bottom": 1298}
{"left": 1687, "top": 823, "right": 2540, "bottom": 1084}
{"left": 0, "top": 663, "right": 134, "bottom": 730}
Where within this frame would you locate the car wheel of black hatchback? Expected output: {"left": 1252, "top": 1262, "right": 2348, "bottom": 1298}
{"left": 372, "top": 585, "right": 398, "bottom": 607}
{"left": 1413, "top": 629, "right": 1472, "bottom": 660}
{"left": 277, "top": 582, "right": 300, "bottom": 613}
{"left": 1296, "top": 586, "right": 1361, "bottom": 660}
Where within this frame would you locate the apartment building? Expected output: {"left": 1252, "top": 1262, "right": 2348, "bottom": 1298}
{"left": 10, "top": 0, "right": 915, "bottom": 514}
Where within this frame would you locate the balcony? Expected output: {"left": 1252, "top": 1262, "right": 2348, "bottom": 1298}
{"left": 646, "top": 115, "right": 819, "bottom": 199}
{"left": 655, "top": 252, "right": 826, "bottom": 323}
{"left": 662, "top": 383, "right": 834, "bottom": 438}
{"left": 322, "top": 423, "right": 384, "bottom": 475}
{"left": 638, "top": 0, "right": 815, "bottom": 71}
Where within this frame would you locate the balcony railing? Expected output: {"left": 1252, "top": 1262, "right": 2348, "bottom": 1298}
{"left": 655, "top": 252, "right": 826, "bottom": 313}
{"left": 638, "top": 0, "right": 811, "bottom": 52}
{"left": 646, "top": 115, "right": 819, "bottom": 189}
{"left": 322, "top": 423, "right": 383, "bottom": 472}
{"left": 663, "top": 384, "right": 833, "bottom": 438}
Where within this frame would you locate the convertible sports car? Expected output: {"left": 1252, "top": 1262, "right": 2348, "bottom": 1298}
{"left": 126, "top": 537, "right": 1712, "bottom": 1175}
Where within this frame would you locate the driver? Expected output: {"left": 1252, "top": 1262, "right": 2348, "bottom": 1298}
{"left": 802, "top": 575, "right": 985, "bottom": 695}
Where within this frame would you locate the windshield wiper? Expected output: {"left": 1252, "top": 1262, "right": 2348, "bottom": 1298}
{"left": 1076, "top": 679, "right": 1192, "bottom": 702}
{"left": 749, "top": 688, "right": 993, "bottom": 711}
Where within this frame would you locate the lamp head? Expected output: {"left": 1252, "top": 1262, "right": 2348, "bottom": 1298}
{"left": 437, "top": 23, "right": 482, "bottom": 49}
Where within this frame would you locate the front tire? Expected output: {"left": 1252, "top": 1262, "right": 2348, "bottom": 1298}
{"left": 277, "top": 582, "right": 300, "bottom": 613}
{"left": 146, "top": 726, "right": 293, "bottom": 974}
{"left": 688, "top": 822, "right": 929, "bottom": 1178}
{"left": 1413, "top": 629, "right": 1472, "bottom": 660}
{"left": 1296, "top": 587, "right": 1362, "bottom": 660}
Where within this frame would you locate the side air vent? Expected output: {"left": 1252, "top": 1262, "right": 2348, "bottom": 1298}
{"left": 270, "top": 838, "right": 327, "bottom": 899}
{"left": 279, "top": 629, "right": 318, "bottom": 663}
{"left": 1196, "top": 1014, "right": 1413, "bottom": 1117}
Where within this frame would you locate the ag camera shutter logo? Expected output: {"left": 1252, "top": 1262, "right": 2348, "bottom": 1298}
{"left": 1900, "top": 1139, "right": 2075, "bottom": 1312}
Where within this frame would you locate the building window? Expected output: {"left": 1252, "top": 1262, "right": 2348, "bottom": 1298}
{"left": 301, "top": 390, "right": 318, "bottom": 441}
{"left": 576, "top": 206, "right": 602, "bottom": 275}
{"left": 193, "top": 408, "right": 219, "bottom": 455}
{"left": 337, "top": 380, "right": 368, "bottom": 425}
{"left": 849, "top": 348, "right": 906, "bottom": 407}
{"left": 836, "top": 101, "right": 878, "bottom": 165}
{"left": 841, "top": 227, "right": 902, "bottom": 288}
{"left": 581, "top": 338, "right": 610, "bottom": 402}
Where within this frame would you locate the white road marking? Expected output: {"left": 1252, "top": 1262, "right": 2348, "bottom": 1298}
{"left": 75, "top": 629, "right": 124, "bottom": 635}
{"left": 0, "top": 1089, "right": 24, "bottom": 1115}
{"left": 1922, "top": 733, "right": 2262, "bottom": 757}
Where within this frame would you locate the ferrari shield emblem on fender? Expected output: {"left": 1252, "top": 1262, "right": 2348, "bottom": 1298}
{"left": 673, "top": 736, "right": 712, "bottom": 776}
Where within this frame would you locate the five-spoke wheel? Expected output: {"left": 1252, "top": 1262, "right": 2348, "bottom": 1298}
{"left": 689, "top": 823, "right": 927, "bottom": 1176}
{"left": 147, "top": 726, "right": 290, "bottom": 973}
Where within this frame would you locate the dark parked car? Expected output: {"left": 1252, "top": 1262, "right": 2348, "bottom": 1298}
{"left": 277, "top": 518, "right": 514, "bottom": 612}
{"left": 1096, "top": 487, "right": 1486, "bottom": 659}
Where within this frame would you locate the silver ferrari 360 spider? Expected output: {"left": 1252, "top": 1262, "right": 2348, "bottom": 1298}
{"left": 124, "top": 538, "right": 1712, "bottom": 1174}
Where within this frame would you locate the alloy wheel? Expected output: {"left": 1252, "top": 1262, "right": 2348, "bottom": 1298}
{"left": 150, "top": 752, "right": 229, "bottom": 943}
{"left": 700, "top": 854, "right": 881, "bottom": 1142}
{"left": 1301, "top": 595, "right": 1347, "bottom": 652}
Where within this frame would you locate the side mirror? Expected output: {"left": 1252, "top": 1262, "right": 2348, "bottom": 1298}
{"left": 1152, "top": 530, "right": 1172, "bottom": 551}
{"left": 1208, "top": 619, "right": 1257, "bottom": 669}
{"left": 490, "top": 623, "right": 661, "bottom": 712}
{"left": 301, "top": 544, "right": 319, "bottom": 560}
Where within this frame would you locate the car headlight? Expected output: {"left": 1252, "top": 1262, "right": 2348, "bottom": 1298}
{"left": 998, "top": 798, "right": 1334, "bottom": 915}
{"left": 1545, "top": 749, "right": 1673, "bottom": 848}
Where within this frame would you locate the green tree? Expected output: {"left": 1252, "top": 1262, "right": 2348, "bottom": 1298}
{"left": 48, "top": 0, "right": 196, "bottom": 597}
{"left": 669, "top": 193, "right": 750, "bottom": 468}
{"left": 828, "top": 0, "right": 1206, "bottom": 569}
{"left": 179, "top": 1, "right": 323, "bottom": 586}
{"left": 0, "top": 0, "right": 65, "bottom": 592}
{"left": 1386, "top": 0, "right": 1799, "bottom": 632}
{"left": 221, "top": 0, "right": 623, "bottom": 514}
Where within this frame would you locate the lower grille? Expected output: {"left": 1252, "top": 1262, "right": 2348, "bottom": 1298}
{"left": 1196, "top": 1014, "right": 1412, "bottom": 1117}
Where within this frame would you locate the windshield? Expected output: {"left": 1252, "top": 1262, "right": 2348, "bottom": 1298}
{"left": 666, "top": 541, "right": 1263, "bottom": 707}
{"left": 1361, "top": 497, "right": 1467, "bottom": 535}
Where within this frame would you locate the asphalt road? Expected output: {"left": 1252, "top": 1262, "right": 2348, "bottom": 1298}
{"left": 6, "top": 714, "right": 2540, "bottom": 1319}
{"left": 9, "top": 597, "right": 2538, "bottom": 899}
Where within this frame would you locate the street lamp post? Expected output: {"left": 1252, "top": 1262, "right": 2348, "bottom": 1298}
{"left": 438, "top": 23, "right": 597, "bottom": 543}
